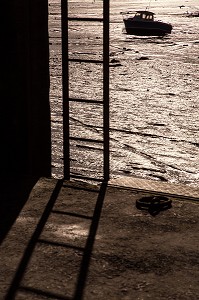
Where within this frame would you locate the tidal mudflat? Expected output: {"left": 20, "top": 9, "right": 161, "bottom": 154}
{"left": 49, "top": 0, "right": 199, "bottom": 187}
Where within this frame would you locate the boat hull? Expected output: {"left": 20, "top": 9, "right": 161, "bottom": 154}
{"left": 124, "top": 19, "right": 172, "bottom": 36}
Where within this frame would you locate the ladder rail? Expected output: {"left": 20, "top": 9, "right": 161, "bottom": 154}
{"left": 103, "top": 0, "right": 110, "bottom": 182}
{"left": 61, "top": 0, "right": 70, "bottom": 180}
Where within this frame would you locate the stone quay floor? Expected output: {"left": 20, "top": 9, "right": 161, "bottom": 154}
{"left": 0, "top": 177, "right": 199, "bottom": 299}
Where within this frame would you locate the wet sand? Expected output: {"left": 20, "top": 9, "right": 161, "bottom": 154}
{"left": 49, "top": 0, "right": 199, "bottom": 187}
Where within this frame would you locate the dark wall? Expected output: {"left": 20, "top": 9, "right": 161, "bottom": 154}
{"left": 0, "top": 0, "right": 51, "bottom": 177}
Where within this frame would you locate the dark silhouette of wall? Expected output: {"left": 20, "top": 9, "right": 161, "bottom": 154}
{"left": 0, "top": 0, "right": 51, "bottom": 177}
{"left": 0, "top": 0, "right": 51, "bottom": 243}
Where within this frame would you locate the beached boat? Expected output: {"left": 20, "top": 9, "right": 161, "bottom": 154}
{"left": 122, "top": 10, "right": 172, "bottom": 36}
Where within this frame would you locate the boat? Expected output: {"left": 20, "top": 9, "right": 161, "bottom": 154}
{"left": 122, "top": 10, "right": 172, "bottom": 36}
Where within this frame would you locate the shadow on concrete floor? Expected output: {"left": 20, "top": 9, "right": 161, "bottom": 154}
{"left": 0, "top": 177, "right": 38, "bottom": 245}
{"left": 1, "top": 178, "right": 199, "bottom": 300}
{"left": 2, "top": 179, "right": 107, "bottom": 300}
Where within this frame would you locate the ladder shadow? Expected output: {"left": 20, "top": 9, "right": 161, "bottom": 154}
{"left": 4, "top": 179, "right": 107, "bottom": 300}
{"left": 0, "top": 176, "right": 38, "bottom": 245}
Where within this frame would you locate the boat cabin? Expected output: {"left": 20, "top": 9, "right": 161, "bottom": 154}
{"left": 133, "top": 11, "right": 155, "bottom": 21}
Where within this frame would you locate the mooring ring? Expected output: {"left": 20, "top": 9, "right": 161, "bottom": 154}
{"left": 136, "top": 196, "right": 172, "bottom": 211}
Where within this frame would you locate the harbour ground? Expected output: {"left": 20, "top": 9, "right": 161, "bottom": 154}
{"left": 0, "top": 177, "right": 199, "bottom": 299}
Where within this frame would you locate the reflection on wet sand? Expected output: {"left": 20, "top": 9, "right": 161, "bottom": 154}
{"left": 49, "top": 0, "right": 199, "bottom": 187}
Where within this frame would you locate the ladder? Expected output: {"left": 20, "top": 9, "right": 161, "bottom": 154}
{"left": 61, "top": 0, "right": 110, "bottom": 182}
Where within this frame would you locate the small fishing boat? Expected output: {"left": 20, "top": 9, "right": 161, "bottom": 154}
{"left": 122, "top": 10, "right": 172, "bottom": 36}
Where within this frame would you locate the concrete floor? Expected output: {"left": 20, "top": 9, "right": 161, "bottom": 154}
{"left": 0, "top": 177, "right": 199, "bottom": 299}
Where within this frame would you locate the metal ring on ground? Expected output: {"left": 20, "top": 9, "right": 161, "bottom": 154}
{"left": 136, "top": 196, "right": 172, "bottom": 211}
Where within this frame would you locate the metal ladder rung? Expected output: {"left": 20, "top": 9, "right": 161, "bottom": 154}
{"left": 68, "top": 17, "right": 103, "bottom": 22}
{"left": 69, "top": 98, "right": 103, "bottom": 104}
{"left": 70, "top": 137, "right": 103, "bottom": 143}
{"left": 68, "top": 58, "right": 103, "bottom": 64}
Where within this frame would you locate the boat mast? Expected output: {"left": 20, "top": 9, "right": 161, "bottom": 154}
{"left": 146, "top": 0, "right": 152, "bottom": 10}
